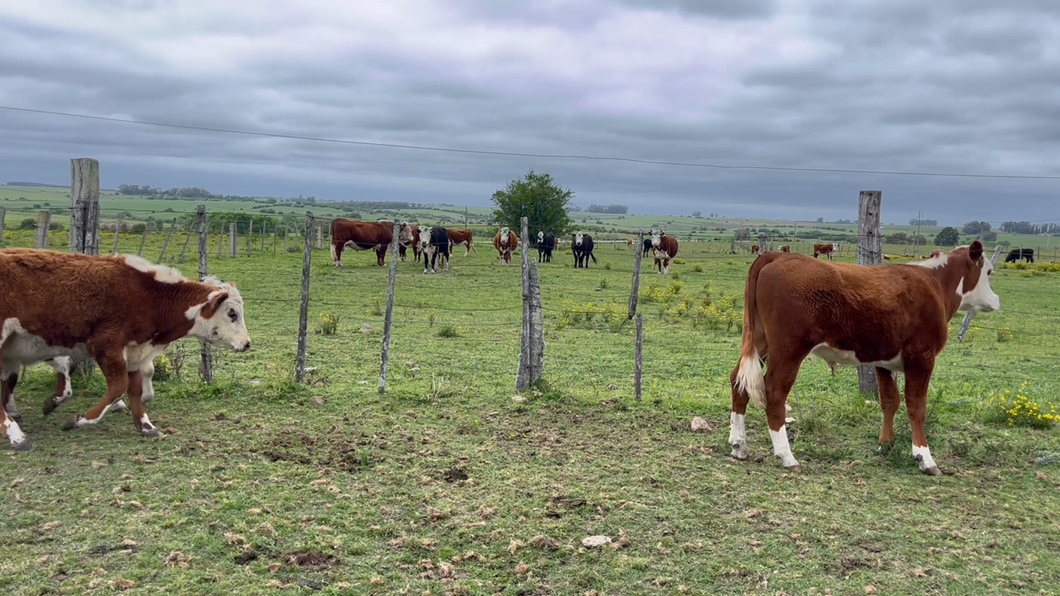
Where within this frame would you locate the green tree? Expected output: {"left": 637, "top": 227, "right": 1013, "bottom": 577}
{"left": 934, "top": 226, "right": 960, "bottom": 246}
{"left": 962, "top": 220, "right": 992, "bottom": 235}
{"left": 491, "top": 170, "right": 574, "bottom": 235}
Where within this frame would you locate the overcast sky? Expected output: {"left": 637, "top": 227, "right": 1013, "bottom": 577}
{"left": 2, "top": 0, "right": 1059, "bottom": 224}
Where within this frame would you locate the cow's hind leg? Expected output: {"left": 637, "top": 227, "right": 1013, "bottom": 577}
{"left": 763, "top": 352, "right": 805, "bottom": 472}
{"left": 0, "top": 356, "right": 31, "bottom": 451}
{"left": 2, "top": 365, "right": 21, "bottom": 424}
{"left": 876, "top": 367, "right": 901, "bottom": 453}
{"left": 904, "top": 361, "right": 941, "bottom": 475}
{"left": 728, "top": 365, "right": 752, "bottom": 461}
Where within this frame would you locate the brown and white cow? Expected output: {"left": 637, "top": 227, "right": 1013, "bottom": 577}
{"left": 729, "top": 241, "right": 999, "bottom": 475}
{"left": 650, "top": 230, "right": 679, "bottom": 275}
{"left": 399, "top": 225, "right": 421, "bottom": 264}
{"left": 780, "top": 245, "right": 791, "bottom": 253}
{"left": 447, "top": 229, "right": 477, "bottom": 257}
{"left": 494, "top": 227, "right": 518, "bottom": 266}
{"left": 813, "top": 242, "right": 834, "bottom": 260}
{"left": 751, "top": 244, "right": 760, "bottom": 256}
{"left": 0, "top": 250, "right": 250, "bottom": 451}
{"left": 330, "top": 219, "right": 412, "bottom": 267}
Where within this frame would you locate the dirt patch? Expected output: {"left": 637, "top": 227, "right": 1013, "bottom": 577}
{"left": 444, "top": 467, "right": 469, "bottom": 483}
{"left": 283, "top": 551, "right": 340, "bottom": 571}
{"left": 234, "top": 549, "right": 259, "bottom": 565}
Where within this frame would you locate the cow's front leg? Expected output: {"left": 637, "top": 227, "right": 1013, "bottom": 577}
{"left": 904, "top": 361, "right": 941, "bottom": 476}
{"left": 125, "top": 370, "right": 158, "bottom": 437}
{"left": 63, "top": 350, "right": 129, "bottom": 431}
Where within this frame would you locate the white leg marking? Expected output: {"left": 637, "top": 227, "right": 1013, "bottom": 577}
{"left": 912, "top": 444, "right": 938, "bottom": 472}
{"left": 5, "top": 398, "right": 19, "bottom": 418}
{"left": 770, "top": 426, "right": 800, "bottom": 469}
{"left": 4, "top": 419, "right": 27, "bottom": 446}
{"left": 107, "top": 399, "right": 129, "bottom": 413}
{"left": 729, "top": 412, "right": 749, "bottom": 460}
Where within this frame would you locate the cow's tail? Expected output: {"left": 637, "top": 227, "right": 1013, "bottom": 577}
{"left": 589, "top": 251, "right": 597, "bottom": 264}
{"left": 733, "top": 255, "right": 770, "bottom": 409}
{"left": 329, "top": 220, "right": 341, "bottom": 262}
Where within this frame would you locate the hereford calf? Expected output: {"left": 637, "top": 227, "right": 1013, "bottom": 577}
{"left": 0, "top": 251, "right": 250, "bottom": 451}
{"left": 751, "top": 244, "right": 760, "bottom": 256}
{"left": 729, "top": 241, "right": 999, "bottom": 475}
{"left": 813, "top": 242, "right": 834, "bottom": 260}
{"left": 651, "top": 231, "right": 679, "bottom": 275}
{"left": 420, "top": 227, "right": 451, "bottom": 274}
{"left": 780, "top": 245, "right": 790, "bottom": 253}
{"left": 399, "top": 225, "right": 421, "bottom": 263}
{"left": 330, "top": 219, "right": 412, "bottom": 267}
{"left": 447, "top": 229, "right": 477, "bottom": 257}
{"left": 494, "top": 227, "right": 518, "bottom": 266}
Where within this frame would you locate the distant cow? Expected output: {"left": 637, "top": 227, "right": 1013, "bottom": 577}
{"left": 419, "top": 227, "right": 450, "bottom": 274}
{"left": 626, "top": 238, "right": 635, "bottom": 250}
{"left": 573, "top": 232, "right": 597, "bottom": 268}
{"left": 447, "top": 229, "right": 477, "bottom": 257}
{"left": 729, "top": 241, "right": 999, "bottom": 475}
{"left": 537, "top": 231, "right": 556, "bottom": 263}
{"left": 751, "top": 244, "right": 760, "bottom": 255}
{"left": 643, "top": 237, "right": 652, "bottom": 256}
{"left": 399, "top": 225, "right": 422, "bottom": 264}
{"left": 494, "top": 227, "right": 519, "bottom": 266}
{"left": 651, "top": 231, "right": 679, "bottom": 275}
{"left": 1004, "top": 248, "right": 1034, "bottom": 263}
{"left": 780, "top": 245, "right": 790, "bottom": 253}
{"left": 813, "top": 242, "right": 834, "bottom": 260}
{"left": 330, "top": 219, "right": 412, "bottom": 267}
{"left": 0, "top": 250, "right": 250, "bottom": 451}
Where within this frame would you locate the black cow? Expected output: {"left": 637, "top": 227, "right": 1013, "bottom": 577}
{"left": 537, "top": 231, "right": 555, "bottom": 263}
{"left": 419, "top": 226, "right": 450, "bottom": 274}
{"left": 643, "top": 237, "right": 652, "bottom": 256}
{"left": 1004, "top": 248, "right": 1034, "bottom": 264}
{"left": 573, "top": 232, "right": 597, "bottom": 268}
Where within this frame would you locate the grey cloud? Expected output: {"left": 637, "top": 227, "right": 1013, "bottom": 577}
{"left": 616, "top": 0, "right": 777, "bottom": 20}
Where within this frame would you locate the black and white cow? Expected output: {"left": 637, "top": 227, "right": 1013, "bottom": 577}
{"left": 1004, "top": 248, "right": 1034, "bottom": 263}
{"left": 573, "top": 232, "right": 597, "bottom": 269}
{"left": 419, "top": 227, "right": 450, "bottom": 274}
{"left": 537, "top": 231, "right": 555, "bottom": 263}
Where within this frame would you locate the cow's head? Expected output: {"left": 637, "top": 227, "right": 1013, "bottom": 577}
{"left": 500, "top": 227, "right": 510, "bottom": 243}
{"left": 651, "top": 230, "right": 662, "bottom": 247}
{"left": 398, "top": 223, "right": 413, "bottom": 246}
{"left": 954, "top": 241, "right": 1000, "bottom": 313}
{"left": 418, "top": 227, "right": 433, "bottom": 251}
{"left": 189, "top": 277, "right": 251, "bottom": 353}
{"left": 537, "top": 231, "right": 544, "bottom": 242}
{"left": 574, "top": 232, "right": 584, "bottom": 246}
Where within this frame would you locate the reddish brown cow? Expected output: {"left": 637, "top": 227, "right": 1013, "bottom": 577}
{"left": 813, "top": 242, "right": 834, "bottom": 260}
{"left": 729, "top": 242, "right": 999, "bottom": 475}
{"left": 494, "top": 227, "right": 519, "bottom": 266}
{"left": 330, "top": 219, "right": 412, "bottom": 267}
{"left": 751, "top": 244, "right": 760, "bottom": 255}
{"left": 0, "top": 251, "right": 250, "bottom": 451}
{"left": 650, "top": 231, "right": 679, "bottom": 275}
{"left": 399, "top": 225, "right": 422, "bottom": 264}
{"left": 447, "top": 229, "right": 477, "bottom": 257}
{"left": 780, "top": 245, "right": 791, "bottom": 253}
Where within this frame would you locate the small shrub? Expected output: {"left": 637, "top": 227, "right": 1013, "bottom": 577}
{"left": 599, "top": 278, "right": 609, "bottom": 289}
{"left": 131, "top": 223, "right": 146, "bottom": 234}
{"left": 152, "top": 353, "right": 173, "bottom": 382}
{"left": 437, "top": 324, "right": 459, "bottom": 338}
{"left": 671, "top": 270, "right": 681, "bottom": 281}
{"left": 369, "top": 298, "right": 383, "bottom": 317}
{"left": 319, "top": 313, "right": 340, "bottom": 335}
{"left": 987, "top": 383, "right": 1058, "bottom": 428}
{"left": 693, "top": 263, "right": 704, "bottom": 273}
{"left": 427, "top": 308, "right": 437, "bottom": 328}
{"left": 19, "top": 218, "right": 36, "bottom": 230}
{"left": 48, "top": 222, "right": 64, "bottom": 231}
{"left": 726, "top": 260, "right": 735, "bottom": 265}
{"left": 996, "top": 328, "right": 1012, "bottom": 343}
{"left": 604, "top": 261, "right": 612, "bottom": 270}
{"left": 672, "top": 258, "right": 686, "bottom": 265}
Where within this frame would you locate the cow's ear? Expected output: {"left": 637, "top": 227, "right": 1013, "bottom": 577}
{"left": 969, "top": 240, "right": 984, "bottom": 262}
{"left": 202, "top": 291, "right": 230, "bottom": 318}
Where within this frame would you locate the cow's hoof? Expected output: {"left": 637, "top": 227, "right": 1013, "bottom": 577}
{"left": 43, "top": 398, "right": 59, "bottom": 416}
{"left": 9, "top": 414, "right": 22, "bottom": 425}
{"left": 141, "top": 427, "right": 160, "bottom": 438}
{"left": 11, "top": 439, "right": 32, "bottom": 452}
{"left": 61, "top": 416, "right": 79, "bottom": 431}
{"left": 878, "top": 443, "right": 892, "bottom": 455}
{"left": 142, "top": 395, "right": 155, "bottom": 405}
{"left": 785, "top": 465, "right": 803, "bottom": 473}
{"left": 922, "top": 465, "right": 942, "bottom": 476}
{"left": 730, "top": 444, "right": 750, "bottom": 461}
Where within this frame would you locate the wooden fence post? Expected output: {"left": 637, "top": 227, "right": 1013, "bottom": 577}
{"left": 284, "top": 228, "right": 289, "bottom": 253}
{"left": 70, "top": 158, "right": 100, "bottom": 255}
{"left": 196, "top": 205, "right": 213, "bottom": 383}
{"left": 379, "top": 221, "right": 401, "bottom": 394}
{"left": 0, "top": 208, "right": 5, "bottom": 245}
{"left": 247, "top": 220, "right": 254, "bottom": 255}
{"left": 177, "top": 221, "right": 193, "bottom": 263}
{"left": 229, "top": 222, "right": 237, "bottom": 258}
{"left": 137, "top": 225, "right": 148, "bottom": 256}
{"left": 33, "top": 210, "right": 51, "bottom": 248}
{"left": 758, "top": 234, "right": 766, "bottom": 256}
{"left": 217, "top": 228, "right": 224, "bottom": 258}
{"left": 158, "top": 218, "right": 177, "bottom": 262}
{"left": 316, "top": 222, "right": 323, "bottom": 250}
{"left": 516, "top": 216, "right": 533, "bottom": 391}
{"left": 528, "top": 259, "right": 544, "bottom": 385}
{"left": 957, "top": 244, "right": 1005, "bottom": 342}
{"left": 273, "top": 225, "right": 278, "bottom": 254}
{"left": 856, "top": 190, "right": 882, "bottom": 395}
{"left": 295, "top": 212, "right": 313, "bottom": 384}
{"left": 729, "top": 236, "right": 735, "bottom": 254}
{"left": 111, "top": 215, "right": 123, "bottom": 254}
{"left": 261, "top": 221, "right": 267, "bottom": 253}
{"left": 628, "top": 229, "right": 643, "bottom": 319}
{"left": 635, "top": 313, "right": 643, "bottom": 402}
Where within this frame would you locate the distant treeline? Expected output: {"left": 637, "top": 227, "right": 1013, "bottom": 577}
{"left": 909, "top": 217, "right": 939, "bottom": 226}
{"left": 1001, "top": 221, "right": 1060, "bottom": 235}
{"left": 587, "top": 204, "right": 629, "bottom": 214}
{"left": 5, "top": 181, "right": 66, "bottom": 188}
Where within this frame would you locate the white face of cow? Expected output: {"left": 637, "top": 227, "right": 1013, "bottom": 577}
{"left": 398, "top": 223, "right": 413, "bottom": 245}
{"left": 501, "top": 227, "right": 510, "bottom": 243}
{"left": 537, "top": 231, "right": 544, "bottom": 242}
{"left": 958, "top": 246, "right": 1000, "bottom": 313}
{"left": 189, "top": 280, "right": 250, "bottom": 353}
{"left": 575, "top": 232, "right": 584, "bottom": 246}
{"left": 651, "top": 230, "right": 662, "bottom": 247}
{"left": 418, "top": 227, "right": 432, "bottom": 251}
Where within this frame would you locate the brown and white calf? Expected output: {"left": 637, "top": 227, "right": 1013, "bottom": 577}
{"left": 650, "top": 230, "right": 679, "bottom": 275}
{"left": 780, "top": 245, "right": 790, "bottom": 253}
{"left": 0, "top": 250, "right": 250, "bottom": 451}
{"left": 751, "top": 244, "right": 760, "bottom": 256}
{"left": 330, "top": 219, "right": 412, "bottom": 267}
{"left": 729, "top": 241, "right": 999, "bottom": 475}
{"left": 494, "top": 227, "right": 518, "bottom": 266}
{"left": 447, "top": 229, "right": 477, "bottom": 257}
{"left": 813, "top": 242, "right": 834, "bottom": 260}
{"left": 399, "top": 225, "right": 421, "bottom": 263}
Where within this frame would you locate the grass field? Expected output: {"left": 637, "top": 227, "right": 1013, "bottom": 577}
{"left": 1, "top": 233, "right": 1059, "bottom": 595}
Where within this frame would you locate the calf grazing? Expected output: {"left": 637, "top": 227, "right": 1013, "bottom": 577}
{"left": 330, "top": 219, "right": 412, "bottom": 267}
{"left": 729, "top": 241, "right": 999, "bottom": 475}
{"left": 537, "top": 232, "right": 556, "bottom": 263}
{"left": 780, "top": 245, "right": 790, "bottom": 253}
{"left": 494, "top": 227, "right": 518, "bottom": 266}
{"left": 651, "top": 231, "right": 679, "bottom": 275}
{"left": 0, "top": 250, "right": 250, "bottom": 451}
{"left": 813, "top": 242, "right": 834, "bottom": 260}
{"left": 420, "top": 227, "right": 450, "bottom": 274}
{"left": 1004, "top": 248, "right": 1034, "bottom": 263}
{"left": 447, "top": 229, "right": 477, "bottom": 257}
{"left": 399, "top": 225, "right": 422, "bottom": 264}
{"left": 572, "top": 232, "right": 597, "bottom": 268}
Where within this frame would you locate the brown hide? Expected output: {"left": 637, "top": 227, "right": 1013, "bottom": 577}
{"left": 330, "top": 219, "right": 404, "bottom": 266}
{"left": 447, "top": 229, "right": 476, "bottom": 256}
{"left": 493, "top": 229, "right": 519, "bottom": 265}
{"left": 813, "top": 242, "right": 834, "bottom": 259}
{"left": 780, "top": 245, "right": 790, "bottom": 253}
{"left": 653, "top": 234, "right": 679, "bottom": 273}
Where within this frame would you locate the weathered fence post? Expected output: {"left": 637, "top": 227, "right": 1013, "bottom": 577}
{"left": 729, "top": 236, "right": 735, "bottom": 254}
{"left": 158, "top": 218, "right": 177, "bottom": 262}
{"left": 33, "top": 211, "right": 51, "bottom": 248}
{"left": 295, "top": 212, "right": 314, "bottom": 384}
{"left": 0, "top": 208, "right": 5, "bottom": 245}
{"left": 196, "top": 205, "right": 213, "bottom": 383}
{"left": 628, "top": 229, "right": 643, "bottom": 319}
{"left": 111, "top": 215, "right": 123, "bottom": 254}
{"left": 283, "top": 228, "right": 289, "bottom": 253}
{"left": 70, "top": 158, "right": 100, "bottom": 256}
{"left": 217, "top": 228, "right": 224, "bottom": 258}
{"left": 137, "top": 225, "right": 148, "bottom": 256}
{"left": 177, "top": 221, "right": 193, "bottom": 263}
{"left": 516, "top": 216, "right": 538, "bottom": 392}
{"left": 528, "top": 259, "right": 544, "bottom": 384}
{"left": 635, "top": 313, "right": 643, "bottom": 402}
{"left": 229, "top": 223, "right": 237, "bottom": 258}
{"left": 316, "top": 222, "right": 323, "bottom": 250}
{"left": 247, "top": 220, "right": 254, "bottom": 255}
{"left": 261, "top": 221, "right": 267, "bottom": 253}
{"left": 379, "top": 220, "right": 401, "bottom": 394}
{"left": 856, "top": 190, "right": 882, "bottom": 395}
{"left": 273, "top": 225, "right": 278, "bottom": 254}
{"left": 758, "top": 234, "right": 766, "bottom": 256}
{"left": 957, "top": 244, "right": 1005, "bottom": 342}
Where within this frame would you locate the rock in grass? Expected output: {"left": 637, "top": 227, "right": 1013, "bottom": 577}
{"left": 690, "top": 417, "right": 713, "bottom": 433}
{"left": 581, "top": 535, "right": 612, "bottom": 548}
